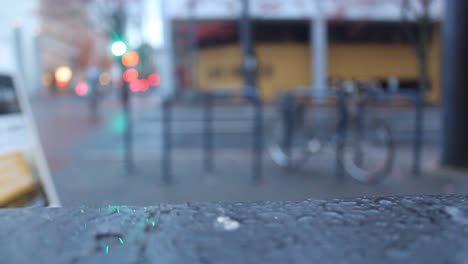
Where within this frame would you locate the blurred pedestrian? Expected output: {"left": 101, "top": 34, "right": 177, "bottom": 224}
{"left": 87, "top": 66, "right": 101, "bottom": 123}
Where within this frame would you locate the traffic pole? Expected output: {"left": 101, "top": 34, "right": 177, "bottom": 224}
{"left": 161, "top": 98, "right": 172, "bottom": 184}
{"left": 121, "top": 80, "right": 134, "bottom": 174}
{"left": 441, "top": 0, "right": 468, "bottom": 168}
{"left": 240, "top": 0, "right": 263, "bottom": 183}
{"left": 203, "top": 93, "right": 214, "bottom": 173}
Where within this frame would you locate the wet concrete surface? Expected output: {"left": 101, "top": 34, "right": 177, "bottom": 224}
{"left": 1, "top": 195, "right": 468, "bottom": 263}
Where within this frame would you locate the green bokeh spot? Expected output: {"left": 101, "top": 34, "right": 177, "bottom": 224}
{"left": 111, "top": 112, "right": 128, "bottom": 134}
{"left": 107, "top": 205, "right": 129, "bottom": 213}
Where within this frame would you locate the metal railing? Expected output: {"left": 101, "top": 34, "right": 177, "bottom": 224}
{"left": 159, "top": 88, "right": 265, "bottom": 184}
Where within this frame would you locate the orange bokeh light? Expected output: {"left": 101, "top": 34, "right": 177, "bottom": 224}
{"left": 121, "top": 51, "right": 140, "bottom": 67}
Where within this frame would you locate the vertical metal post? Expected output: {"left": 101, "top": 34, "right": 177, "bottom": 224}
{"left": 121, "top": 81, "right": 133, "bottom": 174}
{"left": 113, "top": 2, "right": 133, "bottom": 175}
{"left": 281, "top": 95, "right": 295, "bottom": 166}
{"left": 14, "top": 26, "right": 25, "bottom": 80}
{"left": 441, "top": 0, "right": 468, "bottom": 168}
{"left": 253, "top": 100, "right": 263, "bottom": 183}
{"left": 240, "top": 0, "right": 256, "bottom": 90}
{"left": 355, "top": 95, "right": 366, "bottom": 168}
{"left": 33, "top": 33, "right": 44, "bottom": 94}
{"left": 188, "top": 0, "right": 199, "bottom": 90}
{"left": 160, "top": 0, "right": 176, "bottom": 98}
{"left": 413, "top": 94, "right": 423, "bottom": 175}
{"left": 336, "top": 90, "right": 347, "bottom": 180}
{"left": 240, "top": 0, "right": 263, "bottom": 183}
{"left": 162, "top": 99, "right": 172, "bottom": 184}
{"left": 311, "top": 0, "right": 328, "bottom": 97}
{"left": 203, "top": 93, "right": 214, "bottom": 173}
{"left": 160, "top": 0, "right": 175, "bottom": 183}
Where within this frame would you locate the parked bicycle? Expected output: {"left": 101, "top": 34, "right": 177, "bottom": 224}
{"left": 268, "top": 81, "right": 395, "bottom": 183}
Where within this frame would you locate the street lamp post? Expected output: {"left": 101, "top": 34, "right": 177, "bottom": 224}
{"left": 160, "top": 0, "right": 176, "bottom": 99}
{"left": 441, "top": 0, "right": 468, "bottom": 168}
{"left": 312, "top": 0, "right": 328, "bottom": 97}
{"left": 240, "top": 0, "right": 263, "bottom": 183}
{"left": 188, "top": 0, "right": 199, "bottom": 91}
{"left": 112, "top": 2, "right": 134, "bottom": 174}
{"left": 240, "top": 0, "right": 256, "bottom": 92}
{"left": 160, "top": 0, "right": 176, "bottom": 183}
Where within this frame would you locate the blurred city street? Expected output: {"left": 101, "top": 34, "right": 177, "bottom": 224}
{"left": 5, "top": 1, "right": 468, "bottom": 263}
{"left": 30, "top": 93, "right": 467, "bottom": 206}
{"left": 3, "top": 0, "right": 468, "bottom": 208}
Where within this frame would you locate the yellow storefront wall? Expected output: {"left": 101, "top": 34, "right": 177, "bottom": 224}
{"left": 196, "top": 31, "right": 441, "bottom": 103}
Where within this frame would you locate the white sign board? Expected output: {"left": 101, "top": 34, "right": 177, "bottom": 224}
{"left": 0, "top": 72, "right": 60, "bottom": 207}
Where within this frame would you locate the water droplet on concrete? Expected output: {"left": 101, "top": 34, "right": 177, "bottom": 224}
{"left": 214, "top": 216, "right": 240, "bottom": 231}
{"left": 296, "top": 215, "right": 315, "bottom": 223}
{"left": 444, "top": 206, "right": 468, "bottom": 225}
{"left": 323, "top": 211, "right": 343, "bottom": 219}
{"left": 378, "top": 199, "right": 393, "bottom": 206}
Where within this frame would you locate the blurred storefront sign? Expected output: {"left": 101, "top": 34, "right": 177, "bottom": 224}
{"left": 169, "top": 0, "right": 442, "bottom": 21}
{"left": 0, "top": 73, "right": 60, "bottom": 207}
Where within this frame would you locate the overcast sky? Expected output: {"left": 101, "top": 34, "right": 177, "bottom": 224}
{"left": 141, "top": 0, "right": 163, "bottom": 48}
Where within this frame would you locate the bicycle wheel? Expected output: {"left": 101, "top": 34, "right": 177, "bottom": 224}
{"left": 344, "top": 119, "right": 394, "bottom": 183}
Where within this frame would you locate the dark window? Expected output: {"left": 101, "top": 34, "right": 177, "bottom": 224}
{"left": 328, "top": 21, "right": 435, "bottom": 44}
{"left": 0, "top": 75, "right": 20, "bottom": 115}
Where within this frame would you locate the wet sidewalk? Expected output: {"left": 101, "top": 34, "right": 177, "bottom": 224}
{"left": 33, "top": 95, "right": 468, "bottom": 206}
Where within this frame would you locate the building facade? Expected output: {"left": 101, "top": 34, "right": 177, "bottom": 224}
{"left": 170, "top": 0, "right": 442, "bottom": 104}
{"left": 39, "top": 0, "right": 113, "bottom": 93}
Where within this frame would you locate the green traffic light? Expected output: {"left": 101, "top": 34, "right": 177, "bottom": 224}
{"left": 111, "top": 41, "right": 127, "bottom": 57}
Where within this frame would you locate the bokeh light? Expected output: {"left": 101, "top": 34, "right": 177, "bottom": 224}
{"left": 55, "top": 66, "right": 72, "bottom": 87}
{"left": 74, "top": 82, "right": 89, "bottom": 97}
{"left": 122, "top": 51, "right": 140, "bottom": 67}
{"left": 130, "top": 79, "right": 149, "bottom": 92}
{"left": 99, "top": 72, "right": 111, "bottom": 86}
{"left": 111, "top": 41, "right": 127, "bottom": 57}
{"left": 122, "top": 69, "right": 139, "bottom": 83}
{"left": 147, "top": 73, "right": 160, "bottom": 86}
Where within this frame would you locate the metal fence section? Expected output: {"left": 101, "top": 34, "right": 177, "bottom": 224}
{"left": 158, "top": 90, "right": 264, "bottom": 184}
